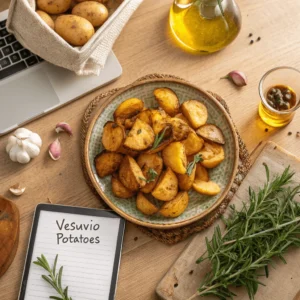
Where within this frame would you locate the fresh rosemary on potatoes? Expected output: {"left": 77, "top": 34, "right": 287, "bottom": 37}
{"left": 186, "top": 154, "right": 203, "bottom": 176}
{"left": 188, "top": 164, "right": 300, "bottom": 300}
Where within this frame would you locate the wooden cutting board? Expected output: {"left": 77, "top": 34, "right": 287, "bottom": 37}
{"left": 156, "top": 141, "right": 300, "bottom": 300}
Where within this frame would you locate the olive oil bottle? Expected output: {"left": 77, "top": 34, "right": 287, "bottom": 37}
{"left": 169, "top": 0, "right": 241, "bottom": 53}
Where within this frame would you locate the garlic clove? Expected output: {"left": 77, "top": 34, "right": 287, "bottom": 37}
{"left": 49, "top": 138, "right": 61, "bottom": 161}
{"left": 23, "top": 140, "right": 41, "bottom": 158}
{"left": 6, "top": 136, "right": 17, "bottom": 153}
{"left": 221, "top": 70, "right": 247, "bottom": 87}
{"left": 55, "top": 122, "right": 73, "bottom": 136}
{"left": 16, "top": 149, "right": 31, "bottom": 164}
{"left": 9, "top": 183, "right": 26, "bottom": 196}
{"left": 29, "top": 132, "right": 43, "bottom": 148}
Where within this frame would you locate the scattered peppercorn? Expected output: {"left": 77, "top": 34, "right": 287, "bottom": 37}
{"left": 297, "top": 132, "right": 300, "bottom": 137}
{"left": 189, "top": 270, "right": 194, "bottom": 275}
{"left": 265, "top": 128, "right": 269, "bottom": 132}
{"left": 257, "top": 37, "right": 261, "bottom": 42}
{"left": 174, "top": 283, "right": 178, "bottom": 288}
{"left": 250, "top": 40, "right": 254, "bottom": 45}
{"left": 288, "top": 132, "right": 292, "bottom": 136}
{"left": 134, "top": 237, "right": 138, "bottom": 241}
{"left": 248, "top": 33, "right": 253, "bottom": 37}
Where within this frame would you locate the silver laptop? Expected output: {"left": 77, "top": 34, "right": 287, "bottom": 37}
{"left": 0, "top": 9, "right": 122, "bottom": 136}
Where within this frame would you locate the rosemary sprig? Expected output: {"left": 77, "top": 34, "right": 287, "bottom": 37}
{"left": 139, "top": 168, "right": 158, "bottom": 183}
{"left": 188, "top": 165, "right": 300, "bottom": 300}
{"left": 151, "top": 127, "right": 168, "bottom": 150}
{"left": 186, "top": 154, "right": 203, "bottom": 176}
{"left": 33, "top": 254, "right": 72, "bottom": 300}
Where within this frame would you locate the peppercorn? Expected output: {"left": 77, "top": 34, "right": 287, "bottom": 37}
{"left": 250, "top": 40, "right": 254, "bottom": 44}
{"left": 288, "top": 132, "right": 292, "bottom": 136}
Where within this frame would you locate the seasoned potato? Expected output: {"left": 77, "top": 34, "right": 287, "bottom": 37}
{"left": 199, "top": 142, "right": 225, "bottom": 168}
{"left": 154, "top": 88, "right": 180, "bottom": 117}
{"left": 55, "top": 15, "right": 94, "bottom": 46}
{"left": 119, "top": 156, "right": 146, "bottom": 191}
{"left": 151, "top": 109, "right": 170, "bottom": 135}
{"left": 145, "top": 139, "right": 173, "bottom": 154}
{"left": 72, "top": 2, "right": 108, "bottom": 27}
{"left": 114, "top": 98, "right": 144, "bottom": 120}
{"left": 195, "top": 163, "right": 209, "bottom": 181}
{"left": 159, "top": 192, "right": 189, "bottom": 218}
{"left": 196, "top": 124, "right": 225, "bottom": 145}
{"left": 177, "top": 165, "right": 196, "bottom": 191}
{"left": 36, "top": 10, "right": 54, "bottom": 29}
{"left": 136, "top": 193, "right": 159, "bottom": 215}
{"left": 123, "top": 119, "right": 155, "bottom": 151}
{"left": 170, "top": 118, "right": 190, "bottom": 141}
{"left": 94, "top": 151, "right": 123, "bottom": 178}
{"left": 102, "top": 121, "right": 125, "bottom": 152}
{"left": 37, "top": 0, "right": 71, "bottom": 14}
{"left": 174, "top": 113, "right": 192, "bottom": 126}
{"left": 137, "top": 153, "right": 163, "bottom": 193}
{"left": 182, "top": 131, "right": 204, "bottom": 156}
{"left": 162, "top": 142, "right": 187, "bottom": 174}
{"left": 117, "top": 145, "right": 139, "bottom": 157}
{"left": 123, "top": 109, "right": 152, "bottom": 129}
{"left": 181, "top": 100, "right": 208, "bottom": 129}
{"left": 193, "top": 180, "right": 221, "bottom": 196}
{"left": 111, "top": 174, "right": 135, "bottom": 198}
{"left": 152, "top": 168, "right": 178, "bottom": 201}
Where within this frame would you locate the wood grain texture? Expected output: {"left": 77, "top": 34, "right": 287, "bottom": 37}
{"left": 1, "top": 0, "right": 300, "bottom": 299}
{"left": 157, "top": 142, "right": 300, "bottom": 300}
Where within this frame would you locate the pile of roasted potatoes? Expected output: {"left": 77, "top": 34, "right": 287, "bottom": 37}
{"left": 95, "top": 87, "right": 226, "bottom": 218}
{"left": 35, "top": 0, "right": 110, "bottom": 46}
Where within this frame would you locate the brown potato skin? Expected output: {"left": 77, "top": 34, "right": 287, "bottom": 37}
{"left": 137, "top": 153, "right": 163, "bottom": 193}
{"left": 170, "top": 118, "right": 190, "bottom": 141}
{"left": 114, "top": 98, "right": 144, "bottom": 120}
{"left": 154, "top": 88, "right": 180, "bottom": 117}
{"left": 37, "top": 0, "right": 71, "bottom": 14}
{"left": 94, "top": 151, "right": 123, "bottom": 178}
{"left": 177, "top": 165, "right": 196, "bottom": 191}
{"left": 162, "top": 142, "right": 187, "bottom": 174}
{"left": 151, "top": 168, "right": 178, "bottom": 201}
{"left": 159, "top": 191, "right": 189, "bottom": 218}
{"left": 111, "top": 174, "right": 135, "bottom": 198}
{"left": 102, "top": 121, "right": 125, "bottom": 152}
{"left": 182, "top": 131, "right": 204, "bottom": 156}
{"left": 117, "top": 145, "right": 139, "bottom": 157}
{"left": 195, "top": 163, "right": 209, "bottom": 181}
{"left": 36, "top": 10, "right": 55, "bottom": 29}
{"left": 119, "top": 156, "right": 146, "bottom": 191}
{"left": 136, "top": 192, "right": 159, "bottom": 215}
{"left": 144, "top": 139, "right": 173, "bottom": 154}
{"left": 181, "top": 100, "right": 208, "bottom": 129}
{"left": 196, "top": 124, "right": 225, "bottom": 145}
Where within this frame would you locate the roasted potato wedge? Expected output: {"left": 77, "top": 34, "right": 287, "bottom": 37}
{"left": 193, "top": 180, "right": 221, "bottom": 196}
{"left": 145, "top": 139, "right": 173, "bottom": 154}
{"left": 94, "top": 151, "right": 123, "bottom": 178}
{"left": 182, "top": 131, "right": 204, "bottom": 156}
{"left": 137, "top": 153, "right": 163, "bottom": 193}
{"left": 199, "top": 142, "right": 225, "bottom": 168}
{"left": 196, "top": 124, "right": 225, "bottom": 145}
{"left": 102, "top": 121, "right": 125, "bottom": 152}
{"left": 119, "top": 155, "right": 146, "bottom": 191}
{"left": 123, "top": 109, "right": 152, "bottom": 130}
{"left": 174, "top": 113, "right": 191, "bottom": 126}
{"left": 136, "top": 192, "right": 159, "bottom": 215}
{"left": 111, "top": 174, "right": 135, "bottom": 198}
{"left": 181, "top": 100, "right": 208, "bottom": 129}
{"left": 154, "top": 88, "right": 180, "bottom": 117}
{"left": 152, "top": 168, "right": 178, "bottom": 201}
{"left": 162, "top": 142, "right": 187, "bottom": 174}
{"left": 195, "top": 163, "right": 209, "bottom": 181}
{"left": 151, "top": 109, "right": 170, "bottom": 135}
{"left": 159, "top": 191, "right": 189, "bottom": 218}
{"left": 177, "top": 165, "right": 196, "bottom": 191}
{"left": 117, "top": 145, "right": 139, "bottom": 157}
{"left": 123, "top": 118, "right": 155, "bottom": 151}
{"left": 113, "top": 98, "right": 144, "bottom": 119}
{"left": 170, "top": 118, "right": 190, "bottom": 141}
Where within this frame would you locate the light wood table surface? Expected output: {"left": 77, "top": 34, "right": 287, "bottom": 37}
{"left": 1, "top": 0, "right": 300, "bottom": 299}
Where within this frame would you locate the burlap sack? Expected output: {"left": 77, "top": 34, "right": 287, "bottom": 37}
{"left": 7, "top": 0, "right": 143, "bottom": 75}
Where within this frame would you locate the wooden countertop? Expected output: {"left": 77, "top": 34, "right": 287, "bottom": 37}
{"left": 1, "top": 0, "right": 300, "bottom": 299}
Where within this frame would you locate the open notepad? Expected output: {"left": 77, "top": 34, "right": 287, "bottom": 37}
{"left": 19, "top": 204, "right": 125, "bottom": 300}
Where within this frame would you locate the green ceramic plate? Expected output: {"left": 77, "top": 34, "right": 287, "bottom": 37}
{"left": 85, "top": 79, "right": 239, "bottom": 229}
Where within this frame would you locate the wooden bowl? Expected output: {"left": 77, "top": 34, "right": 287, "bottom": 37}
{"left": 84, "top": 78, "right": 239, "bottom": 229}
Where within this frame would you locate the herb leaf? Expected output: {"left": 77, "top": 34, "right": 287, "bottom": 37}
{"left": 137, "top": 129, "right": 142, "bottom": 135}
{"left": 139, "top": 168, "right": 158, "bottom": 183}
{"left": 151, "top": 127, "right": 168, "bottom": 150}
{"left": 186, "top": 154, "right": 202, "bottom": 176}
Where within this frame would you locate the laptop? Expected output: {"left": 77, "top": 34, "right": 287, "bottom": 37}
{"left": 0, "top": 9, "right": 122, "bottom": 136}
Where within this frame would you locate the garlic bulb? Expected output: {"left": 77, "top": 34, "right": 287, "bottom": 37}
{"left": 6, "top": 128, "right": 42, "bottom": 164}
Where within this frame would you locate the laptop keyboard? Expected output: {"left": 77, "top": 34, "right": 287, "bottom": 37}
{"left": 0, "top": 19, "right": 43, "bottom": 81}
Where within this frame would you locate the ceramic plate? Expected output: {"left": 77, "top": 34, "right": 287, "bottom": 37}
{"left": 85, "top": 79, "right": 239, "bottom": 229}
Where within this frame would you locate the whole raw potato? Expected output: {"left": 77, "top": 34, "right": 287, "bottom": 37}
{"left": 55, "top": 15, "right": 95, "bottom": 46}
{"left": 37, "top": 0, "right": 72, "bottom": 14}
{"left": 76, "top": 0, "right": 108, "bottom": 3}
{"left": 72, "top": 2, "right": 108, "bottom": 27}
{"left": 36, "top": 10, "right": 54, "bottom": 29}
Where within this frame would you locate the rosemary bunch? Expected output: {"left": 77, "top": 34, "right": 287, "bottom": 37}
{"left": 189, "top": 164, "right": 300, "bottom": 300}
{"left": 33, "top": 254, "right": 72, "bottom": 300}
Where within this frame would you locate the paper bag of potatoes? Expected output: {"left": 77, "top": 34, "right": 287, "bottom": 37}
{"left": 6, "top": 0, "right": 143, "bottom": 75}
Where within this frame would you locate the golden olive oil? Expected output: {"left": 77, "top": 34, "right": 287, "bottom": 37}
{"left": 169, "top": 0, "right": 241, "bottom": 53}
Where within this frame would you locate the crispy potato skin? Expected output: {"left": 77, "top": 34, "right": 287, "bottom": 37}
{"left": 123, "top": 119, "right": 155, "bottom": 151}
{"left": 154, "top": 88, "right": 180, "bottom": 117}
{"left": 119, "top": 156, "right": 146, "bottom": 191}
{"left": 94, "top": 152, "right": 123, "bottom": 178}
{"left": 195, "top": 163, "right": 209, "bottom": 181}
{"left": 117, "top": 145, "right": 139, "bottom": 157}
{"left": 145, "top": 139, "right": 173, "bottom": 154}
{"left": 174, "top": 113, "right": 192, "bottom": 126}
{"left": 177, "top": 165, "right": 196, "bottom": 191}
{"left": 136, "top": 192, "right": 159, "bottom": 215}
{"left": 102, "top": 121, "right": 125, "bottom": 152}
{"left": 124, "top": 109, "right": 153, "bottom": 130}
{"left": 137, "top": 153, "right": 163, "bottom": 193}
{"left": 170, "top": 118, "right": 190, "bottom": 141}
{"left": 199, "top": 142, "right": 225, "bottom": 168}
{"left": 36, "top": 10, "right": 55, "bottom": 29}
{"left": 114, "top": 98, "right": 144, "bottom": 119}
{"left": 196, "top": 124, "right": 225, "bottom": 145}
{"left": 151, "top": 109, "right": 170, "bottom": 135}
{"left": 111, "top": 174, "right": 135, "bottom": 198}
{"left": 181, "top": 100, "right": 208, "bottom": 129}
{"left": 159, "top": 192, "right": 189, "bottom": 217}
{"left": 162, "top": 142, "right": 187, "bottom": 174}
{"left": 151, "top": 168, "right": 178, "bottom": 201}
{"left": 182, "top": 131, "right": 204, "bottom": 156}
{"left": 193, "top": 180, "right": 221, "bottom": 196}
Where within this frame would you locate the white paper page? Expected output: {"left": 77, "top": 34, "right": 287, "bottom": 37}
{"left": 24, "top": 211, "right": 121, "bottom": 300}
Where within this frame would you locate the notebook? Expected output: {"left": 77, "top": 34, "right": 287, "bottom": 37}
{"left": 18, "top": 204, "right": 125, "bottom": 300}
